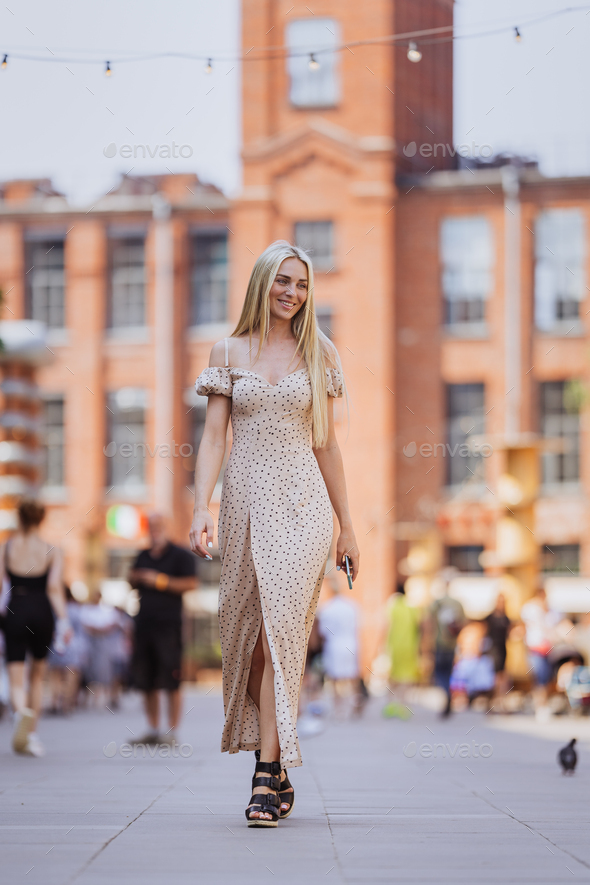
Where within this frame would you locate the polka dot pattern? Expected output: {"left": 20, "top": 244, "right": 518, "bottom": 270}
{"left": 195, "top": 364, "right": 343, "bottom": 769}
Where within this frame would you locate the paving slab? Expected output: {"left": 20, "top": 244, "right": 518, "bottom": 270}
{"left": 1, "top": 689, "right": 589, "bottom": 884}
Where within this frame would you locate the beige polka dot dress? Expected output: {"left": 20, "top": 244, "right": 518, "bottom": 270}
{"left": 195, "top": 341, "right": 343, "bottom": 769}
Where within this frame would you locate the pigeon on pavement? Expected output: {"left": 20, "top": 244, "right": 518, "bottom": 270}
{"left": 558, "top": 738, "right": 577, "bottom": 775}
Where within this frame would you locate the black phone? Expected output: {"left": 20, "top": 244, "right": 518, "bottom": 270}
{"left": 344, "top": 555, "right": 353, "bottom": 589}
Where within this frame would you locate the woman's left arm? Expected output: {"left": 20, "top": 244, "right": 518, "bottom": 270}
{"left": 46, "top": 546, "right": 68, "bottom": 621}
{"left": 313, "top": 397, "right": 360, "bottom": 581}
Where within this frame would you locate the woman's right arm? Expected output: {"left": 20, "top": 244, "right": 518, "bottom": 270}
{"left": 189, "top": 341, "right": 232, "bottom": 559}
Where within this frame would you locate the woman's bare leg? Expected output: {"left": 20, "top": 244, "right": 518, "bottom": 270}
{"left": 8, "top": 662, "right": 27, "bottom": 715}
{"left": 28, "top": 659, "right": 47, "bottom": 731}
{"left": 246, "top": 626, "right": 280, "bottom": 820}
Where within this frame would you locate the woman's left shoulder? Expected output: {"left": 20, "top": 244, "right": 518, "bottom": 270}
{"left": 322, "top": 343, "right": 344, "bottom": 398}
{"left": 325, "top": 366, "right": 344, "bottom": 398}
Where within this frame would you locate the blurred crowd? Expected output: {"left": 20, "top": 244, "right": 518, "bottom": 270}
{"left": 298, "top": 571, "right": 590, "bottom": 729}
{"left": 379, "top": 577, "right": 590, "bottom": 721}
{"left": 3, "top": 497, "right": 590, "bottom": 758}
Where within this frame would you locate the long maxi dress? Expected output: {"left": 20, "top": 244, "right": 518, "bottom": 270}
{"left": 196, "top": 339, "right": 343, "bottom": 768}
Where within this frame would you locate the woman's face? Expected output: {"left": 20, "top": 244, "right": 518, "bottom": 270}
{"left": 268, "top": 257, "right": 308, "bottom": 322}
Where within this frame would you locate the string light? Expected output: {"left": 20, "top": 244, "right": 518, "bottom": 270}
{"left": 407, "top": 41, "right": 422, "bottom": 63}
{"left": 105, "top": 60, "right": 112, "bottom": 76}
{"left": 0, "top": 7, "right": 583, "bottom": 71}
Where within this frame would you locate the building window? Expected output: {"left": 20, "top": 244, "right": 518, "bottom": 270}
{"left": 446, "top": 383, "right": 485, "bottom": 486}
{"left": 294, "top": 221, "right": 333, "bottom": 271}
{"left": 447, "top": 545, "right": 484, "bottom": 573}
{"left": 535, "top": 209, "right": 585, "bottom": 333}
{"left": 542, "top": 544, "right": 580, "bottom": 574}
{"left": 41, "top": 395, "right": 65, "bottom": 486}
{"left": 540, "top": 381, "right": 579, "bottom": 485}
{"left": 190, "top": 231, "right": 228, "bottom": 326}
{"left": 25, "top": 239, "right": 65, "bottom": 328}
{"left": 106, "top": 388, "right": 147, "bottom": 490}
{"left": 315, "top": 305, "right": 334, "bottom": 339}
{"left": 286, "top": 18, "right": 340, "bottom": 108}
{"left": 109, "top": 237, "right": 146, "bottom": 328}
{"left": 440, "top": 216, "right": 493, "bottom": 333}
{"left": 108, "top": 548, "right": 139, "bottom": 579}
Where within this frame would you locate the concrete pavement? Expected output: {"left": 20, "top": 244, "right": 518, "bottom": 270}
{"left": 1, "top": 688, "right": 590, "bottom": 884}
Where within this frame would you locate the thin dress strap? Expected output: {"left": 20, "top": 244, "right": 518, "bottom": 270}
{"left": 224, "top": 337, "right": 229, "bottom": 368}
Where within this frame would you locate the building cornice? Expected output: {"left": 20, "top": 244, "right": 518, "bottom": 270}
{"left": 0, "top": 192, "right": 229, "bottom": 219}
{"left": 243, "top": 119, "right": 394, "bottom": 164}
{"left": 398, "top": 167, "right": 590, "bottom": 194}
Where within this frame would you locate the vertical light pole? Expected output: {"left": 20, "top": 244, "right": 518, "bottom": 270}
{"left": 152, "top": 193, "right": 174, "bottom": 518}
{"left": 502, "top": 165, "right": 521, "bottom": 439}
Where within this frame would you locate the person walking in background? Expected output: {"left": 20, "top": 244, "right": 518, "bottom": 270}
{"left": 191, "top": 241, "right": 359, "bottom": 828}
{"left": 128, "top": 513, "right": 197, "bottom": 746}
{"left": 485, "top": 593, "right": 511, "bottom": 699}
{"left": 317, "top": 577, "right": 363, "bottom": 718}
{"left": 383, "top": 584, "right": 422, "bottom": 719}
{"left": 47, "top": 586, "right": 88, "bottom": 715}
{"left": 0, "top": 499, "right": 70, "bottom": 756}
{"left": 427, "top": 576, "right": 466, "bottom": 718}
{"left": 78, "top": 598, "right": 123, "bottom": 709}
{"left": 520, "top": 586, "right": 561, "bottom": 712}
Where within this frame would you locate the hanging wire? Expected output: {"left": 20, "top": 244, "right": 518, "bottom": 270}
{"left": 1, "top": 5, "right": 588, "bottom": 67}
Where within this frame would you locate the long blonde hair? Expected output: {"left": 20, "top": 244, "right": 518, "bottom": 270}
{"left": 232, "top": 240, "right": 341, "bottom": 448}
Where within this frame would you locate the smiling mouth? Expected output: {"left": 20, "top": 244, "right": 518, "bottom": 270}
{"left": 278, "top": 299, "right": 296, "bottom": 310}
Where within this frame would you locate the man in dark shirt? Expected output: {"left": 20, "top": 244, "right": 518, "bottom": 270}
{"left": 128, "top": 513, "right": 197, "bottom": 745}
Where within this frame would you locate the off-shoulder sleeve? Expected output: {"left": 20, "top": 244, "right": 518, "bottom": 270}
{"left": 326, "top": 367, "right": 344, "bottom": 398}
{"left": 195, "top": 366, "right": 233, "bottom": 397}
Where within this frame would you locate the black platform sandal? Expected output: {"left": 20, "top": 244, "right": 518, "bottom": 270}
{"left": 245, "top": 760, "right": 281, "bottom": 828}
{"left": 255, "top": 750, "right": 294, "bottom": 819}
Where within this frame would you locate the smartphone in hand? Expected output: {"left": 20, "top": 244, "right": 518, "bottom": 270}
{"left": 344, "top": 555, "right": 353, "bottom": 589}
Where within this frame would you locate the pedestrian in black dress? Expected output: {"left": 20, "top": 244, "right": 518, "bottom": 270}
{"left": 0, "top": 499, "right": 70, "bottom": 756}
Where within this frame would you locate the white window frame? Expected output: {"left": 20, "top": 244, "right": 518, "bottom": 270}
{"left": 286, "top": 18, "right": 341, "bottom": 109}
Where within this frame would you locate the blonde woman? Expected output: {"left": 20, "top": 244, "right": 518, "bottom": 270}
{"left": 190, "top": 241, "right": 359, "bottom": 827}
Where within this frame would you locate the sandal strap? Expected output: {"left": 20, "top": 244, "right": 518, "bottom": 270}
{"left": 255, "top": 760, "right": 281, "bottom": 777}
{"left": 280, "top": 771, "right": 293, "bottom": 791}
{"left": 252, "top": 775, "right": 280, "bottom": 791}
{"left": 245, "top": 791, "right": 280, "bottom": 821}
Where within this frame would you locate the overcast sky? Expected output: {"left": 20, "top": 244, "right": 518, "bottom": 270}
{"left": 0, "top": 1, "right": 588, "bottom": 205}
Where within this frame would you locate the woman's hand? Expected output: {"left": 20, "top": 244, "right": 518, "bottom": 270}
{"left": 335, "top": 528, "right": 359, "bottom": 582}
{"left": 190, "top": 508, "right": 214, "bottom": 559}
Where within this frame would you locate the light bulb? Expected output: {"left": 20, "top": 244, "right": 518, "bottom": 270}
{"left": 105, "top": 61, "right": 112, "bottom": 77}
{"left": 205, "top": 58, "right": 213, "bottom": 74}
{"left": 407, "top": 42, "right": 422, "bottom": 63}
{"left": 514, "top": 27, "right": 522, "bottom": 43}
{"left": 1, "top": 54, "right": 7, "bottom": 70}
{"left": 308, "top": 53, "right": 320, "bottom": 71}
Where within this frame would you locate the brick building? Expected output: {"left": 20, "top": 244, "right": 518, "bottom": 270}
{"left": 395, "top": 166, "right": 590, "bottom": 612}
{"left": 0, "top": 173, "right": 230, "bottom": 605}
